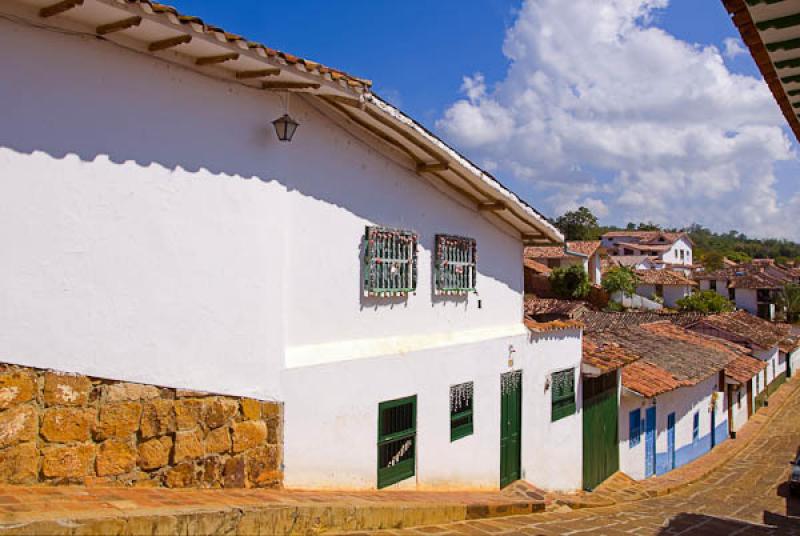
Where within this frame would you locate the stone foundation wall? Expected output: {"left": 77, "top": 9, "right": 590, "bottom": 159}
{"left": 0, "top": 363, "right": 282, "bottom": 488}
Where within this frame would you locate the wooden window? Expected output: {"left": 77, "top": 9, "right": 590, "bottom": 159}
{"left": 435, "top": 235, "right": 477, "bottom": 294}
{"left": 737, "top": 389, "right": 742, "bottom": 409}
{"left": 692, "top": 412, "right": 699, "bottom": 442}
{"left": 551, "top": 368, "right": 576, "bottom": 422}
{"left": 450, "top": 382, "right": 474, "bottom": 441}
{"left": 363, "top": 226, "right": 418, "bottom": 297}
{"left": 710, "top": 280, "right": 717, "bottom": 291}
{"left": 377, "top": 395, "right": 416, "bottom": 489}
{"left": 629, "top": 409, "right": 641, "bottom": 447}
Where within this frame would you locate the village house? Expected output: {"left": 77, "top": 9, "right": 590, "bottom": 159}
{"left": 588, "top": 322, "right": 763, "bottom": 480}
{"left": 525, "top": 241, "right": 604, "bottom": 285}
{"left": 633, "top": 270, "right": 697, "bottom": 308}
{"left": 688, "top": 312, "right": 792, "bottom": 414}
{"left": 601, "top": 231, "right": 694, "bottom": 274}
{"left": 0, "top": 0, "right": 584, "bottom": 491}
{"left": 696, "top": 261, "right": 798, "bottom": 320}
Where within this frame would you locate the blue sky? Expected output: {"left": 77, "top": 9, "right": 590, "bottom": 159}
{"left": 168, "top": 1, "right": 800, "bottom": 240}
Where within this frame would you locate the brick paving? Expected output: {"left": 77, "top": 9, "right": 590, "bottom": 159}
{"left": 382, "top": 377, "right": 800, "bottom": 535}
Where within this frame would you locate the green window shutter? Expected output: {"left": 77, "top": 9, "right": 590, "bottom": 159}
{"left": 450, "top": 382, "right": 474, "bottom": 441}
{"left": 377, "top": 395, "right": 416, "bottom": 488}
{"left": 363, "top": 226, "right": 418, "bottom": 297}
{"left": 435, "top": 235, "right": 477, "bottom": 295}
{"left": 551, "top": 368, "right": 576, "bottom": 422}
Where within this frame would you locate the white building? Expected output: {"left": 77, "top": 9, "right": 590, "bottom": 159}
{"left": 688, "top": 311, "right": 791, "bottom": 414}
{"left": 601, "top": 231, "right": 694, "bottom": 272}
{"left": 0, "top": 0, "right": 583, "bottom": 491}
{"left": 633, "top": 270, "right": 697, "bottom": 308}
{"left": 589, "top": 322, "right": 761, "bottom": 480}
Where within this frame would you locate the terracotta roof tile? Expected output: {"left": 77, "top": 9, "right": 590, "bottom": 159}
{"left": 691, "top": 311, "right": 790, "bottom": 350}
{"left": 523, "top": 318, "right": 583, "bottom": 333}
{"left": 524, "top": 297, "right": 589, "bottom": 318}
{"left": 525, "top": 241, "right": 601, "bottom": 260}
{"left": 583, "top": 338, "right": 640, "bottom": 374}
{"left": 622, "top": 360, "right": 688, "bottom": 398}
{"left": 634, "top": 270, "right": 697, "bottom": 286}
{"left": 523, "top": 258, "right": 552, "bottom": 275}
{"left": 580, "top": 311, "right": 707, "bottom": 333}
{"left": 725, "top": 354, "right": 766, "bottom": 384}
{"left": 602, "top": 231, "right": 691, "bottom": 246}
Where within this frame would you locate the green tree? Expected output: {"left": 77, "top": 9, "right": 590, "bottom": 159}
{"left": 675, "top": 291, "right": 734, "bottom": 313}
{"left": 602, "top": 266, "right": 638, "bottom": 296}
{"left": 779, "top": 283, "right": 800, "bottom": 323}
{"left": 554, "top": 207, "right": 599, "bottom": 241}
{"left": 702, "top": 251, "right": 725, "bottom": 272}
{"left": 549, "top": 264, "right": 591, "bottom": 299}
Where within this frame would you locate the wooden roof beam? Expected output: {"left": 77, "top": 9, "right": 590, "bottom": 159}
{"left": 97, "top": 16, "right": 142, "bottom": 36}
{"left": 195, "top": 53, "right": 239, "bottom": 66}
{"left": 236, "top": 69, "right": 281, "bottom": 79}
{"left": 766, "top": 37, "right": 800, "bottom": 53}
{"left": 148, "top": 34, "right": 192, "bottom": 52}
{"left": 478, "top": 201, "right": 507, "bottom": 212}
{"left": 262, "top": 81, "right": 321, "bottom": 90}
{"left": 416, "top": 162, "right": 449, "bottom": 173}
{"left": 40, "top": 0, "right": 83, "bottom": 18}
{"left": 756, "top": 12, "right": 800, "bottom": 32}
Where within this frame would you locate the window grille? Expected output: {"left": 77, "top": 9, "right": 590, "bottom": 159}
{"left": 450, "top": 382, "right": 474, "bottom": 441}
{"left": 629, "top": 409, "right": 641, "bottom": 447}
{"left": 551, "top": 368, "right": 576, "bottom": 422}
{"left": 434, "top": 235, "right": 477, "bottom": 294}
{"left": 363, "top": 226, "right": 418, "bottom": 297}
{"left": 377, "top": 395, "right": 416, "bottom": 488}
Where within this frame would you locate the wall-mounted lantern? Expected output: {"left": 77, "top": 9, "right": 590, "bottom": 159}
{"left": 272, "top": 92, "right": 299, "bottom": 142}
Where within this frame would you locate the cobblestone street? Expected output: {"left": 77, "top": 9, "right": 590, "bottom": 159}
{"left": 379, "top": 380, "right": 800, "bottom": 535}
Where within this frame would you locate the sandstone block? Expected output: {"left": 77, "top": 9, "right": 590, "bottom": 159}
{"left": 174, "top": 430, "right": 204, "bottom": 462}
{"left": 0, "top": 405, "right": 37, "bottom": 448}
{"left": 232, "top": 420, "right": 266, "bottom": 453}
{"left": 138, "top": 436, "right": 173, "bottom": 470}
{"left": 267, "top": 418, "right": 281, "bottom": 445}
{"left": 240, "top": 399, "right": 261, "bottom": 421}
{"left": 262, "top": 402, "right": 281, "bottom": 420}
{"left": 96, "top": 439, "right": 137, "bottom": 476}
{"left": 141, "top": 400, "right": 175, "bottom": 438}
{"left": 0, "top": 442, "right": 38, "bottom": 484}
{"left": 205, "top": 426, "right": 231, "bottom": 455}
{"left": 43, "top": 372, "right": 92, "bottom": 407}
{"left": 223, "top": 455, "right": 246, "bottom": 488}
{"left": 204, "top": 398, "right": 238, "bottom": 429}
{"left": 103, "top": 382, "right": 160, "bottom": 403}
{"left": 202, "top": 455, "right": 224, "bottom": 486}
{"left": 42, "top": 443, "right": 94, "bottom": 478}
{"left": 0, "top": 370, "right": 35, "bottom": 409}
{"left": 176, "top": 389, "right": 210, "bottom": 398}
{"left": 165, "top": 462, "right": 196, "bottom": 488}
{"left": 95, "top": 401, "right": 141, "bottom": 440}
{"left": 246, "top": 445, "right": 280, "bottom": 487}
{"left": 175, "top": 399, "right": 204, "bottom": 431}
{"left": 41, "top": 407, "right": 94, "bottom": 443}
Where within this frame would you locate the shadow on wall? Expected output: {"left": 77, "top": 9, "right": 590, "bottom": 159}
{"left": 658, "top": 512, "right": 797, "bottom": 535}
{"left": 0, "top": 18, "right": 521, "bottom": 300}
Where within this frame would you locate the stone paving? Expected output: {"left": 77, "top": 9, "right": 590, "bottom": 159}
{"left": 376, "top": 377, "right": 800, "bottom": 535}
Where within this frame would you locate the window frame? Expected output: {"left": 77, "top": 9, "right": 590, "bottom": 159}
{"left": 551, "top": 368, "right": 576, "bottom": 422}
{"left": 449, "top": 382, "right": 474, "bottom": 442}
{"left": 377, "top": 395, "right": 417, "bottom": 489}
{"left": 434, "top": 234, "right": 477, "bottom": 295}
{"left": 363, "top": 226, "right": 418, "bottom": 297}
{"left": 629, "top": 409, "right": 642, "bottom": 447}
{"left": 692, "top": 412, "right": 700, "bottom": 442}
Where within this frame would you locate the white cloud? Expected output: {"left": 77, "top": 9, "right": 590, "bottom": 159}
{"left": 436, "top": 0, "right": 798, "bottom": 239}
{"left": 723, "top": 37, "right": 746, "bottom": 59}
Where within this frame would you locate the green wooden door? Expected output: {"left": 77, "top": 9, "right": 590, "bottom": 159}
{"left": 582, "top": 372, "right": 619, "bottom": 491}
{"left": 500, "top": 371, "right": 522, "bottom": 488}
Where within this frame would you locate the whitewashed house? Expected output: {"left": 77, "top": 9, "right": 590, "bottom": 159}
{"left": 0, "top": 0, "right": 583, "bottom": 491}
{"left": 601, "top": 231, "right": 694, "bottom": 273}
{"left": 525, "top": 241, "right": 604, "bottom": 285}
{"left": 688, "top": 312, "right": 790, "bottom": 414}
{"left": 588, "top": 322, "right": 761, "bottom": 480}
{"left": 633, "top": 270, "right": 697, "bottom": 308}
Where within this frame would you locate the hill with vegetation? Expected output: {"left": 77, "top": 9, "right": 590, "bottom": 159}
{"left": 553, "top": 207, "right": 800, "bottom": 267}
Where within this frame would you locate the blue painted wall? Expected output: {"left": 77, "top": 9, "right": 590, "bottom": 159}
{"left": 655, "top": 422, "right": 728, "bottom": 475}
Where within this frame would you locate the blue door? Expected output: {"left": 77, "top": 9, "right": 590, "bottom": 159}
{"left": 645, "top": 407, "right": 656, "bottom": 477}
{"left": 667, "top": 413, "right": 675, "bottom": 471}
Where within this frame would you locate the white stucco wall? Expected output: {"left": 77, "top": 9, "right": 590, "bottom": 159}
{"left": 635, "top": 284, "right": 691, "bottom": 308}
{"left": 619, "top": 374, "right": 726, "bottom": 480}
{"left": 755, "top": 347, "right": 783, "bottom": 386}
{"left": 661, "top": 238, "right": 693, "bottom": 265}
{"left": 730, "top": 384, "right": 749, "bottom": 433}
{"left": 282, "top": 329, "right": 583, "bottom": 491}
{"left": 735, "top": 289, "right": 759, "bottom": 316}
{"left": 0, "top": 11, "right": 582, "bottom": 491}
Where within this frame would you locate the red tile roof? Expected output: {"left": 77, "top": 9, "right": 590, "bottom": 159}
{"left": 725, "top": 354, "right": 767, "bottom": 384}
{"left": 583, "top": 338, "right": 640, "bottom": 374}
{"left": 634, "top": 270, "right": 697, "bottom": 286}
{"left": 523, "top": 258, "right": 552, "bottom": 275}
{"left": 523, "top": 318, "right": 583, "bottom": 333}
{"left": 690, "top": 311, "right": 790, "bottom": 350}
{"left": 622, "top": 360, "right": 688, "bottom": 398}
{"left": 525, "top": 297, "right": 589, "bottom": 318}
{"left": 602, "top": 231, "right": 692, "bottom": 246}
{"left": 525, "top": 241, "right": 602, "bottom": 260}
